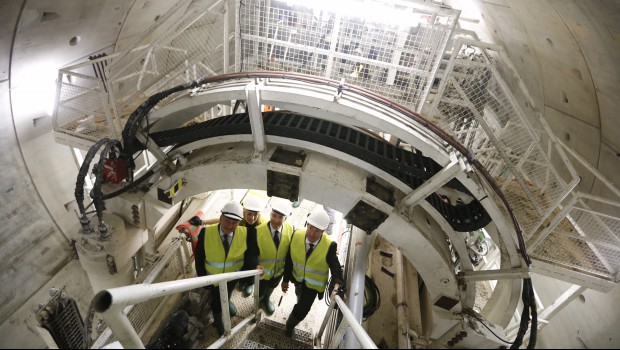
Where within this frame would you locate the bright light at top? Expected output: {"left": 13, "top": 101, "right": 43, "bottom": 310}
{"left": 285, "top": 0, "right": 422, "bottom": 27}
{"left": 12, "top": 63, "right": 58, "bottom": 117}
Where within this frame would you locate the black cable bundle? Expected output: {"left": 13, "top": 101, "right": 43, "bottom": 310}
{"left": 526, "top": 278, "right": 538, "bottom": 349}
{"left": 75, "top": 138, "right": 111, "bottom": 218}
{"left": 323, "top": 274, "right": 381, "bottom": 320}
{"left": 510, "top": 277, "right": 537, "bottom": 349}
{"left": 92, "top": 140, "right": 122, "bottom": 225}
{"left": 363, "top": 275, "right": 380, "bottom": 319}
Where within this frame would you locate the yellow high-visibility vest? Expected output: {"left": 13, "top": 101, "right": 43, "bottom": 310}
{"left": 203, "top": 224, "right": 247, "bottom": 285}
{"left": 290, "top": 229, "right": 332, "bottom": 293}
{"left": 257, "top": 222, "right": 293, "bottom": 280}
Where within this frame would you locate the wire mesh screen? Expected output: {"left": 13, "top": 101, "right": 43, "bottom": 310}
{"left": 238, "top": 0, "right": 457, "bottom": 112}
{"left": 55, "top": 67, "right": 117, "bottom": 142}
{"left": 107, "top": 10, "right": 225, "bottom": 115}
{"left": 54, "top": 7, "right": 227, "bottom": 147}
{"left": 530, "top": 199, "right": 620, "bottom": 280}
{"left": 428, "top": 40, "right": 577, "bottom": 237}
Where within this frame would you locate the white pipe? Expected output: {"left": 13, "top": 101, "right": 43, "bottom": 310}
{"left": 101, "top": 304, "right": 146, "bottom": 349}
{"left": 315, "top": 295, "right": 338, "bottom": 346}
{"left": 219, "top": 283, "right": 231, "bottom": 335}
{"left": 223, "top": 0, "right": 229, "bottom": 74}
{"left": 401, "top": 153, "right": 463, "bottom": 207}
{"left": 394, "top": 249, "right": 410, "bottom": 349}
{"left": 345, "top": 228, "right": 373, "bottom": 348}
{"left": 329, "top": 318, "right": 351, "bottom": 349}
{"left": 94, "top": 269, "right": 261, "bottom": 349}
{"left": 95, "top": 270, "right": 260, "bottom": 310}
{"left": 558, "top": 139, "right": 620, "bottom": 198}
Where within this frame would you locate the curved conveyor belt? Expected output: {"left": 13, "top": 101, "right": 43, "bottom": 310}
{"left": 148, "top": 111, "right": 491, "bottom": 232}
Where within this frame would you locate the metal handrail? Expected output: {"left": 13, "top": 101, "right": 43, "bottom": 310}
{"left": 93, "top": 269, "right": 262, "bottom": 349}
{"left": 315, "top": 294, "right": 377, "bottom": 349}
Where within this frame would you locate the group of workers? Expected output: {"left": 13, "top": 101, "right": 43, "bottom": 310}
{"left": 190, "top": 195, "right": 344, "bottom": 339}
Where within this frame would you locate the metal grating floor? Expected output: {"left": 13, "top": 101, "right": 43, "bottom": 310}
{"left": 239, "top": 319, "right": 312, "bottom": 349}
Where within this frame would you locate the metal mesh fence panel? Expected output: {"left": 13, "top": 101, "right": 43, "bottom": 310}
{"left": 55, "top": 68, "right": 117, "bottom": 142}
{"left": 54, "top": 5, "right": 227, "bottom": 145}
{"left": 238, "top": 0, "right": 458, "bottom": 112}
{"left": 107, "top": 10, "right": 225, "bottom": 116}
{"left": 530, "top": 198, "right": 620, "bottom": 280}
{"left": 56, "top": 0, "right": 457, "bottom": 144}
{"left": 428, "top": 39, "right": 578, "bottom": 237}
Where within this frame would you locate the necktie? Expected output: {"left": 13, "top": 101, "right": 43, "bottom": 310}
{"left": 273, "top": 230, "right": 280, "bottom": 248}
{"left": 222, "top": 235, "right": 230, "bottom": 255}
{"left": 306, "top": 243, "right": 314, "bottom": 259}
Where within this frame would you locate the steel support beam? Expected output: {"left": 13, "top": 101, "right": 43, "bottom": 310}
{"left": 245, "top": 80, "right": 266, "bottom": 152}
{"left": 400, "top": 153, "right": 465, "bottom": 207}
{"left": 458, "top": 268, "right": 530, "bottom": 283}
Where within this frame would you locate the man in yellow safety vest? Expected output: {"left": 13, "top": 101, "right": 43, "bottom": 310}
{"left": 194, "top": 200, "right": 261, "bottom": 336}
{"left": 200, "top": 195, "right": 269, "bottom": 297}
{"left": 254, "top": 197, "right": 295, "bottom": 315}
{"left": 281, "top": 207, "right": 344, "bottom": 339}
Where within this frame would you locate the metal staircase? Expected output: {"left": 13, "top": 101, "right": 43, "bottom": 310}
{"left": 239, "top": 319, "right": 312, "bottom": 349}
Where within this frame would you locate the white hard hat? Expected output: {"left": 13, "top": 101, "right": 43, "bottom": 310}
{"left": 242, "top": 196, "right": 266, "bottom": 212}
{"left": 221, "top": 201, "right": 243, "bottom": 221}
{"left": 307, "top": 208, "right": 330, "bottom": 231}
{"left": 271, "top": 197, "right": 292, "bottom": 216}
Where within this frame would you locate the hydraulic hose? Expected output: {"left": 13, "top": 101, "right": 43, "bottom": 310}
{"left": 92, "top": 140, "right": 121, "bottom": 229}
{"left": 74, "top": 138, "right": 110, "bottom": 218}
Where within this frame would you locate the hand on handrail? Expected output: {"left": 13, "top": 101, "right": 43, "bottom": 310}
{"left": 256, "top": 265, "right": 265, "bottom": 279}
{"left": 331, "top": 283, "right": 341, "bottom": 299}
{"left": 281, "top": 281, "right": 289, "bottom": 293}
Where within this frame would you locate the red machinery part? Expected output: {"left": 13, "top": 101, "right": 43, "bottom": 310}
{"left": 175, "top": 211, "right": 204, "bottom": 256}
{"left": 102, "top": 157, "right": 129, "bottom": 184}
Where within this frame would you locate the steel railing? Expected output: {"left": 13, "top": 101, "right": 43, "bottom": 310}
{"left": 93, "top": 269, "right": 262, "bottom": 349}
{"left": 315, "top": 294, "right": 377, "bottom": 349}
{"left": 428, "top": 37, "right": 579, "bottom": 239}
{"left": 91, "top": 238, "right": 191, "bottom": 348}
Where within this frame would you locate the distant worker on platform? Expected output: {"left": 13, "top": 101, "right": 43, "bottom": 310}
{"left": 350, "top": 47, "right": 369, "bottom": 79}
{"left": 281, "top": 207, "right": 344, "bottom": 339}
{"left": 194, "top": 200, "right": 262, "bottom": 336}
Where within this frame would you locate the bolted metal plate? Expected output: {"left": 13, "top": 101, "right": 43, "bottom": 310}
{"left": 269, "top": 147, "right": 306, "bottom": 167}
{"left": 267, "top": 147, "right": 305, "bottom": 201}
{"left": 266, "top": 171, "right": 300, "bottom": 202}
{"left": 345, "top": 201, "right": 389, "bottom": 234}
{"left": 434, "top": 295, "right": 460, "bottom": 311}
{"left": 366, "top": 177, "right": 395, "bottom": 205}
